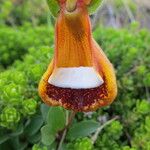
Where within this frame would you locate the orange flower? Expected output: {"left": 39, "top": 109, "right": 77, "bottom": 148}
{"left": 38, "top": 0, "right": 117, "bottom": 112}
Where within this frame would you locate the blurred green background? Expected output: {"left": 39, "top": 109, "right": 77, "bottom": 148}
{"left": 0, "top": 0, "right": 150, "bottom": 150}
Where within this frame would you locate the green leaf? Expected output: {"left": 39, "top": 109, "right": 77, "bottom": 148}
{"left": 10, "top": 137, "right": 28, "bottom": 150}
{"left": 10, "top": 137, "right": 20, "bottom": 150}
{"left": 18, "top": 143, "right": 28, "bottom": 150}
{"left": 10, "top": 123, "right": 23, "bottom": 137}
{"left": 47, "top": 0, "right": 60, "bottom": 17}
{"left": 88, "top": 0, "right": 103, "bottom": 14}
{"left": 47, "top": 142, "right": 57, "bottom": 150}
{"left": 41, "top": 103, "right": 50, "bottom": 122}
{"left": 24, "top": 115, "right": 43, "bottom": 136}
{"left": 41, "top": 107, "right": 65, "bottom": 146}
{"left": 67, "top": 120, "right": 100, "bottom": 140}
{"left": 0, "top": 134, "right": 9, "bottom": 144}
{"left": 47, "top": 107, "right": 66, "bottom": 132}
{"left": 41, "top": 125, "right": 55, "bottom": 146}
{"left": 28, "top": 132, "right": 41, "bottom": 144}
{"left": 0, "top": 142, "right": 12, "bottom": 150}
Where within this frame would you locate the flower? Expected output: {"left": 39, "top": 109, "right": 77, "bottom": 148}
{"left": 38, "top": 0, "right": 117, "bottom": 112}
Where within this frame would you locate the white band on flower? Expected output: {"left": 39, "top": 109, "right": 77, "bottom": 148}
{"left": 48, "top": 67, "right": 104, "bottom": 89}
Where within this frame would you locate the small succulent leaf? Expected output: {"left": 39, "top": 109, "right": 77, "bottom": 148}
{"left": 47, "top": 107, "right": 66, "bottom": 132}
{"left": 87, "top": 0, "right": 103, "bottom": 14}
{"left": 41, "top": 125, "right": 55, "bottom": 146}
{"left": 41, "top": 103, "right": 50, "bottom": 122}
{"left": 67, "top": 120, "right": 100, "bottom": 140}
{"left": 24, "top": 115, "right": 44, "bottom": 136}
{"left": 47, "top": 0, "right": 60, "bottom": 17}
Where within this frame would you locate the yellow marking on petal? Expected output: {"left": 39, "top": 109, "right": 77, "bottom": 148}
{"left": 66, "top": 0, "right": 77, "bottom": 12}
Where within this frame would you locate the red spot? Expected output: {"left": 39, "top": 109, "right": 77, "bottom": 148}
{"left": 46, "top": 83, "right": 108, "bottom": 111}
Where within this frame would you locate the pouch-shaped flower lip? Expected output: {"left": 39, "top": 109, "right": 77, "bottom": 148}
{"left": 38, "top": 0, "right": 117, "bottom": 112}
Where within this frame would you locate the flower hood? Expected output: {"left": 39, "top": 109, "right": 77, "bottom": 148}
{"left": 38, "top": 0, "right": 117, "bottom": 112}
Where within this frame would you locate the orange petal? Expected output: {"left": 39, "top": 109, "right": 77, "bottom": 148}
{"left": 38, "top": 3, "right": 117, "bottom": 112}
{"left": 55, "top": 8, "right": 93, "bottom": 67}
{"left": 92, "top": 39, "right": 117, "bottom": 105}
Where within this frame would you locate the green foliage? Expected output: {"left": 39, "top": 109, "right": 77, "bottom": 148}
{"left": 22, "top": 99, "right": 37, "bottom": 115}
{"left": 0, "top": 0, "right": 13, "bottom": 24}
{"left": 0, "top": 107, "right": 20, "bottom": 129}
{"left": 122, "top": 146, "right": 136, "bottom": 150}
{"left": 41, "top": 107, "right": 66, "bottom": 146}
{"left": 95, "top": 121, "right": 123, "bottom": 149}
{"left": 0, "top": 26, "right": 54, "bottom": 67}
{"left": 0, "top": 22, "right": 150, "bottom": 149}
{"left": 88, "top": 0, "right": 103, "bottom": 15}
{"left": 104, "top": 120, "right": 123, "bottom": 140}
{"left": 67, "top": 120, "right": 100, "bottom": 140}
{"left": 131, "top": 116, "right": 150, "bottom": 150}
{"left": 32, "top": 144, "right": 48, "bottom": 150}
{"left": 41, "top": 125, "right": 56, "bottom": 146}
{"left": 0, "top": 0, "right": 49, "bottom": 25}
{"left": 24, "top": 115, "right": 43, "bottom": 137}
{"left": 67, "top": 137, "right": 93, "bottom": 150}
{"left": 114, "top": 0, "right": 136, "bottom": 12}
{"left": 47, "top": 0, "right": 60, "bottom": 17}
{"left": 93, "top": 25, "right": 150, "bottom": 150}
{"left": 0, "top": 30, "right": 53, "bottom": 148}
{"left": 46, "top": 107, "right": 66, "bottom": 131}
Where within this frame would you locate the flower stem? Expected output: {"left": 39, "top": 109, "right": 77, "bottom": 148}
{"left": 91, "top": 116, "right": 119, "bottom": 144}
{"left": 57, "top": 111, "right": 76, "bottom": 150}
{"left": 66, "top": 111, "right": 76, "bottom": 128}
{"left": 57, "top": 124, "right": 67, "bottom": 149}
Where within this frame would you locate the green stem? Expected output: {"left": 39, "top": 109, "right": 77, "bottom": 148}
{"left": 57, "top": 111, "right": 76, "bottom": 150}
{"left": 57, "top": 129, "right": 67, "bottom": 150}
{"left": 91, "top": 116, "right": 119, "bottom": 144}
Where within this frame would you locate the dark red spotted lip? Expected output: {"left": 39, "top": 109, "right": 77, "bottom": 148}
{"left": 46, "top": 83, "right": 108, "bottom": 111}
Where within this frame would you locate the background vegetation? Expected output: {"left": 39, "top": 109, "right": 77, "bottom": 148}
{"left": 0, "top": 0, "right": 150, "bottom": 150}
